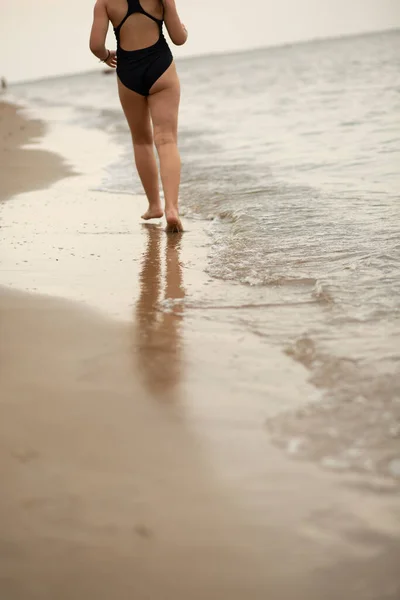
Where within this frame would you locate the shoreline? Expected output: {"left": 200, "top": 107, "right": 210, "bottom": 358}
{"left": 0, "top": 101, "right": 73, "bottom": 202}
{"left": 1, "top": 98, "right": 400, "bottom": 599}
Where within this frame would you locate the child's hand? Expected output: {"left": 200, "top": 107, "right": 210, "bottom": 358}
{"left": 105, "top": 50, "right": 117, "bottom": 69}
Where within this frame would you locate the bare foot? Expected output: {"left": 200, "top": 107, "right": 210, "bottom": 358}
{"left": 141, "top": 206, "right": 164, "bottom": 220}
{"left": 165, "top": 210, "right": 184, "bottom": 233}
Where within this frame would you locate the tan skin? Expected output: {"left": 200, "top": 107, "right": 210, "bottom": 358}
{"left": 90, "top": 0, "right": 188, "bottom": 232}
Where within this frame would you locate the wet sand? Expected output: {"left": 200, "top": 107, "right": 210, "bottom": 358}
{"left": 1, "top": 101, "right": 400, "bottom": 599}
{"left": 0, "top": 101, "right": 72, "bottom": 201}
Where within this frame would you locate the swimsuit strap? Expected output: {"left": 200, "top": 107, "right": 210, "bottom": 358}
{"left": 115, "top": 0, "right": 163, "bottom": 35}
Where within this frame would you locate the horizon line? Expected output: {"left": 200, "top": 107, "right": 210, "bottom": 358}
{"left": 6, "top": 25, "right": 400, "bottom": 87}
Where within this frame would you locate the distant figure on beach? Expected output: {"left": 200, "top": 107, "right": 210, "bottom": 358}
{"left": 90, "top": 0, "right": 188, "bottom": 232}
{"left": 1, "top": 77, "right": 7, "bottom": 90}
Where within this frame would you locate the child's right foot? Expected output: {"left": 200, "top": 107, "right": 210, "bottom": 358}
{"left": 165, "top": 210, "right": 184, "bottom": 233}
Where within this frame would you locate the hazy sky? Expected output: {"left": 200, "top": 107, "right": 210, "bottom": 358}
{"left": 1, "top": 0, "right": 399, "bottom": 83}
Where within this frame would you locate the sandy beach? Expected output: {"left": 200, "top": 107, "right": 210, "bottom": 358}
{"left": 1, "top": 100, "right": 400, "bottom": 599}
{"left": 0, "top": 101, "right": 72, "bottom": 201}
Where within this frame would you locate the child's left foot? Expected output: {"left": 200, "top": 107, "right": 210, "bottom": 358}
{"left": 141, "top": 206, "right": 164, "bottom": 220}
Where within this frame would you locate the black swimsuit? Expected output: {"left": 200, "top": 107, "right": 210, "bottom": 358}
{"left": 114, "top": 0, "right": 173, "bottom": 96}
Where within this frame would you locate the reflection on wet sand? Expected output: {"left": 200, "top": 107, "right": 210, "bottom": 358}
{"left": 135, "top": 225, "right": 185, "bottom": 397}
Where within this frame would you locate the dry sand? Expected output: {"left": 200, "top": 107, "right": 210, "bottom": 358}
{"left": 1, "top": 101, "right": 400, "bottom": 599}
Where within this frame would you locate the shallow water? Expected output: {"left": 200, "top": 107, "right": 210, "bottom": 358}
{"left": 9, "top": 30, "right": 400, "bottom": 480}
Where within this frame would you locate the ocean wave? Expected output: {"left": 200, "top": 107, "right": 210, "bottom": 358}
{"left": 275, "top": 334, "right": 400, "bottom": 482}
